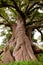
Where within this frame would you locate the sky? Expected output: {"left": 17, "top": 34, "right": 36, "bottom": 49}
{"left": 0, "top": 36, "right": 5, "bottom": 45}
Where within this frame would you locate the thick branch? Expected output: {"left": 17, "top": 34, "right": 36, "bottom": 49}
{"left": 27, "top": 2, "right": 39, "bottom": 11}
{"left": 0, "top": 13, "right": 14, "bottom": 28}
{"left": 28, "top": 7, "right": 40, "bottom": 15}
{"left": 0, "top": 23, "right": 11, "bottom": 26}
{"left": 0, "top": 0, "right": 26, "bottom": 26}
{"left": 26, "top": 2, "right": 43, "bottom": 15}
{"left": 26, "top": 18, "right": 43, "bottom": 26}
{"left": 25, "top": 1, "right": 29, "bottom": 13}
{"left": 27, "top": 25, "right": 43, "bottom": 31}
{"left": 32, "top": 44, "right": 43, "bottom": 54}
{"left": 38, "top": 3, "right": 43, "bottom": 6}
{"left": 34, "top": 49, "right": 43, "bottom": 54}
{"left": 0, "top": 14, "right": 13, "bottom": 28}
{"left": 0, "top": 3, "right": 15, "bottom": 8}
{"left": 36, "top": 28, "right": 43, "bottom": 41}
{"left": 36, "top": 28, "right": 43, "bottom": 35}
{"left": 0, "top": 50, "right": 4, "bottom": 55}
{"left": 0, "top": 14, "right": 9, "bottom": 23}
{"left": 12, "top": 0, "right": 25, "bottom": 17}
{"left": 11, "top": 0, "right": 26, "bottom": 26}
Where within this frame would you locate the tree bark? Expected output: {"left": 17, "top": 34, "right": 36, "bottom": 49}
{"left": 2, "top": 16, "right": 37, "bottom": 62}
{"left": 13, "top": 16, "right": 37, "bottom": 61}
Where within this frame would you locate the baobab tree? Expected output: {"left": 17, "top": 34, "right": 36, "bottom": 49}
{"left": 0, "top": 0, "right": 43, "bottom": 62}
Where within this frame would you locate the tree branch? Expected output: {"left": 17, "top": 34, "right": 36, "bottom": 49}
{"left": 26, "top": 2, "right": 39, "bottom": 14}
{"left": 11, "top": 0, "right": 26, "bottom": 26}
{"left": 26, "top": 18, "right": 43, "bottom": 26}
{"left": 32, "top": 44, "right": 43, "bottom": 54}
{"left": 38, "top": 3, "right": 43, "bottom": 6}
{"left": 34, "top": 49, "right": 43, "bottom": 54}
{"left": 0, "top": 14, "right": 13, "bottom": 28}
{"left": 36, "top": 28, "right": 43, "bottom": 35}
{"left": 26, "top": 2, "right": 43, "bottom": 15}
{"left": 12, "top": 0, "right": 25, "bottom": 16}
{"left": 0, "top": 0, "right": 24, "bottom": 16}
{"left": 0, "top": 14, "right": 16, "bottom": 30}
{"left": 0, "top": 50, "right": 4, "bottom": 55}
{"left": 25, "top": 0, "right": 29, "bottom": 13}
{"left": 0, "top": 3, "right": 15, "bottom": 8}
{"left": 27, "top": 25, "right": 43, "bottom": 31}
{"left": 0, "top": 23, "right": 12, "bottom": 28}
{"left": 0, "top": 0, "right": 26, "bottom": 26}
{"left": 0, "top": 14, "right": 9, "bottom": 23}
{"left": 27, "top": 7, "right": 40, "bottom": 15}
{"left": 27, "top": 2, "right": 39, "bottom": 11}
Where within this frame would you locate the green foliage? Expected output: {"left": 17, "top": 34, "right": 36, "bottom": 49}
{"left": 0, "top": 0, "right": 43, "bottom": 24}
{"left": 33, "top": 10, "right": 43, "bottom": 20}
{"left": 33, "top": 39, "right": 37, "bottom": 43}
{"left": 2, "top": 38, "right": 8, "bottom": 43}
{"left": 0, "top": 61, "right": 43, "bottom": 65}
{"left": 0, "top": 8, "right": 9, "bottom": 22}
{"left": 15, "top": 0, "right": 29, "bottom": 12}
{"left": 0, "top": 0, "right": 13, "bottom": 6}
{"left": 0, "top": 25, "right": 12, "bottom": 43}
{"left": 0, "top": 44, "right": 5, "bottom": 48}
{"left": 38, "top": 53, "right": 43, "bottom": 62}
{"left": 2, "top": 33, "right": 12, "bottom": 43}
{"left": 6, "top": 33, "right": 12, "bottom": 40}
{"left": 0, "top": 31, "right": 5, "bottom": 36}
{"left": 0, "top": 55, "right": 2, "bottom": 60}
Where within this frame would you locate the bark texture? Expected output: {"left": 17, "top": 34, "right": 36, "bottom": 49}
{"left": 1, "top": 50, "right": 14, "bottom": 63}
{"left": 13, "top": 16, "right": 37, "bottom": 61}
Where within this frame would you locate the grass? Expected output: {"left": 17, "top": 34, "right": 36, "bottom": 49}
{"left": 0, "top": 61, "right": 43, "bottom": 65}
{"left": 37, "top": 53, "right": 43, "bottom": 62}
{"left": 0, "top": 52, "right": 43, "bottom": 65}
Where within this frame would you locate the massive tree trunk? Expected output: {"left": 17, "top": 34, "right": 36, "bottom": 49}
{"left": 13, "top": 16, "right": 37, "bottom": 61}
{"left": 1, "top": 16, "right": 37, "bottom": 63}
